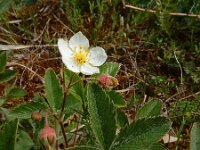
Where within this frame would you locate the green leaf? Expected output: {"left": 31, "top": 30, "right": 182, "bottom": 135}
{"left": 108, "top": 91, "right": 126, "bottom": 107}
{"left": 92, "top": 62, "right": 120, "bottom": 77}
{"left": 0, "top": 70, "right": 16, "bottom": 84}
{"left": 115, "top": 109, "right": 129, "bottom": 128}
{"left": 9, "top": 101, "right": 46, "bottom": 119}
{"left": 147, "top": 143, "right": 165, "bottom": 150}
{"left": 136, "top": 100, "right": 162, "bottom": 119}
{"left": 6, "top": 88, "right": 27, "bottom": 100}
{"left": 16, "top": 130, "right": 34, "bottom": 150}
{"left": 0, "top": 119, "right": 19, "bottom": 150}
{"left": 190, "top": 122, "right": 200, "bottom": 150}
{"left": 100, "top": 62, "right": 120, "bottom": 76}
{"left": 44, "top": 68, "right": 63, "bottom": 111}
{"left": 0, "top": 0, "right": 12, "bottom": 14}
{"left": 64, "top": 69, "right": 83, "bottom": 97}
{"left": 111, "top": 117, "right": 171, "bottom": 150}
{"left": 64, "top": 93, "right": 81, "bottom": 117}
{"left": 0, "top": 52, "right": 7, "bottom": 72}
{"left": 66, "top": 146, "right": 97, "bottom": 150}
{"left": 0, "top": 97, "right": 6, "bottom": 106}
{"left": 23, "top": 0, "right": 37, "bottom": 5}
{"left": 87, "top": 83, "right": 116, "bottom": 150}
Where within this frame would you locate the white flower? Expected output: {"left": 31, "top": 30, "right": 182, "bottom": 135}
{"left": 58, "top": 32, "right": 107, "bottom": 75}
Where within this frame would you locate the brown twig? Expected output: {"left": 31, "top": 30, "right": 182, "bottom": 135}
{"left": 7, "top": 62, "right": 44, "bottom": 83}
{"left": 125, "top": 4, "right": 200, "bottom": 18}
{"left": 52, "top": 13, "right": 74, "bottom": 34}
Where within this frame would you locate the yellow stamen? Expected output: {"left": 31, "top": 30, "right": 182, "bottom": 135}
{"left": 74, "top": 51, "right": 87, "bottom": 64}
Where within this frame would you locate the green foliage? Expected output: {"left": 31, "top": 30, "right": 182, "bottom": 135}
{"left": 107, "top": 91, "right": 126, "bottom": 107}
{"left": 0, "top": 98, "right": 6, "bottom": 106}
{"left": 0, "top": 0, "right": 12, "bottom": 14}
{"left": 0, "top": 119, "right": 19, "bottom": 150}
{"left": 136, "top": 100, "right": 162, "bottom": 119}
{"left": 87, "top": 83, "right": 116, "bottom": 150}
{"left": 2, "top": 1, "right": 200, "bottom": 149}
{"left": 99, "top": 62, "right": 120, "bottom": 77}
{"left": 92, "top": 62, "right": 120, "bottom": 78}
{"left": 64, "top": 69, "right": 83, "bottom": 98}
{"left": 115, "top": 109, "right": 129, "bottom": 128}
{"left": 190, "top": 122, "right": 200, "bottom": 150}
{"left": 16, "top": 130, "right": 34, "bottom": 150}
{"left": 184, "top": 61, "right": 200, "bottom": 83}
{"left": 64, "top": 93, "right": 81, "bottom": 117}
{"left": 169, "top": 99, "right": 199, "bottom": 123}
{"left": 0, "top": 52, "right": 7, "bottom": 72}
{"left": 9, "top": 101, "right": 46, "bottom": 119}
{"left": 110, "top": 117, "right": 171, "bottom": 150}
{"left": 66, "top": 146, "right": 97, "bottom": 150}
{"left": 5, "top": 88, "right": 27, "bottom": 100}
{"left": 0, "top": 70, "right": 16, "bottom": 84}
{"left": 148, "top": 143, "right": 165, "bottom": 150}
{"left": 44, "top": 68, "right": 63, "bottom": 111}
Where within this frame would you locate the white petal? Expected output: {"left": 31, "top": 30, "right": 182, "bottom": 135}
{"left": 88, "top": 47, "right": 107, "bottom": 66}
{"left": 58, "top": 38, "right": 73, "bottom": 58}
{"left": 81, "top": 63, "right": 99, "bottom": 75}
{"left": 62, "top": 57, "right": 80, "bottom": 73}
{"left": 69, "top": 32, "right": 89, "bottom": 50}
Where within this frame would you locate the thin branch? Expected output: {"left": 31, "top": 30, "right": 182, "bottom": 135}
{"left": 116, "top": 85, "right": 135, "bottom": 93}
{"left": 179, "top": 91, "right": 200, "bottom": 101}
{"left": 125, "top": 4, "right": 200, "bottom": 18}
{"left": 0, "top": 44, "right": 57, "bottom": 51}
{"left": 52, "top": 13, "right": 74, "bottom": 34}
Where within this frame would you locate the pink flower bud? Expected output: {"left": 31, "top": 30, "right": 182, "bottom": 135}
{"left": 98, "top": 74, "right": 119, "bottom": 88}
{"left": 39, "top": 113, "right": 56, "bottom": 146}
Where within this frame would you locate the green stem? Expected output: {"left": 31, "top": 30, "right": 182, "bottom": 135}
{"left": 174, "top": 103, "right": 188, "bottom": 150}
{"left": 175, "top": 117, "right": 185, "bottom": 150}
{"left": 68, "top": 77, "right": 96, "bottom": 89}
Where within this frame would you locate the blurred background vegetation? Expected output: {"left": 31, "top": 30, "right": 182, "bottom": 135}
{"left": 1, "top": 0, "right": 200, "bottom": 148}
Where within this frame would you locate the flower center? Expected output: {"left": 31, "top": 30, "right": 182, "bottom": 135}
{"left": 74, "top": 51, "right": 87, "bottom": 64}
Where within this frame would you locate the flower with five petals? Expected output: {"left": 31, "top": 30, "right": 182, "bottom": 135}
{"left": 58, "top": 32, "right": 107, "bottom": 75}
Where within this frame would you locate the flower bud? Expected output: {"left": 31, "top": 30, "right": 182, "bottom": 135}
{"left": 98, "top": 74, "right": 119, "bottom": 88}
{"left": 39, "top": 114, "right": 56, "bottom": 147}
{"left": 31, "top": 111, "right": 42, "bottom": 122}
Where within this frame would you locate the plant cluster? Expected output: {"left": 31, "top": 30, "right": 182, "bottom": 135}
{"left": 1, "top": 0, "right": 200, "bottom": 149}
{"left": 0, "top": 32, "right": 173, "bottom": 150}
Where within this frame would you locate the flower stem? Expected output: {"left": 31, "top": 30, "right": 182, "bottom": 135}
{"left": 58, "top": 70, "right": 75, "bottom": 148}
{"left": 60, "top": 122, "right": 68, "bottom": 147}
{"left": 68, "top": 77, "right": 96, "bottom": 88}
